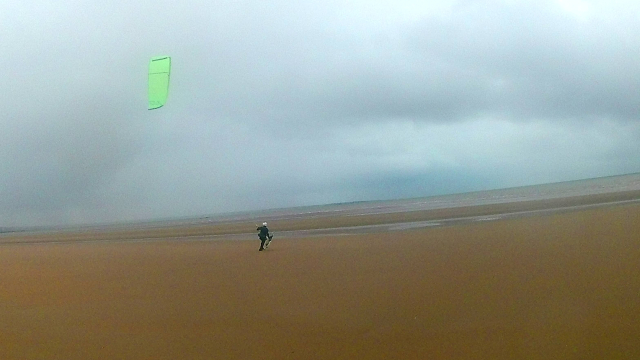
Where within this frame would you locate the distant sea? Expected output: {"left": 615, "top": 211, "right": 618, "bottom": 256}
{"left": 4, "top": 173, "right": 640, "bottom": 234}
{"left": 192, "top": 172, "right": 640, "bottom": 225}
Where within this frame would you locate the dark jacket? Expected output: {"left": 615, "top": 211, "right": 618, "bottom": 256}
{"left": 257, "top": 226, "right": 270, "bottom": 239}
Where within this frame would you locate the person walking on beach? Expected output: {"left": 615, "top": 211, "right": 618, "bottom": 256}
{"left": 257, "top": 222, "right": 273, "bottom": 251}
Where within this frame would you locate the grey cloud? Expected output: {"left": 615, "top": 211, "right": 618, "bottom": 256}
{"left": 410, "top": 1, "right": 640, "bottom": 120}
{"left": 2, "top": 0, "right": 639, "bottom": 227}
{"left": 197, "top": 0, "right": 640, "bottom": 124}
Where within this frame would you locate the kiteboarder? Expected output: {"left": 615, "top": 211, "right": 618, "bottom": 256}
{"left": 257, "top": 222, "right": 273, "bottom": 251}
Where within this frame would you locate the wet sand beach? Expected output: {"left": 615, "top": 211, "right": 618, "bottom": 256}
{"left": 1, "top": 196, "right": 639, "bottom": 359}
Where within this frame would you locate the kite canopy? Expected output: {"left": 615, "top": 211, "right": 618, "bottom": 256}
{"left": 148, "top": 56, "right": 171, "bottom": 110}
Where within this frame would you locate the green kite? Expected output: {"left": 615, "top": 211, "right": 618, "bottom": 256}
{"left": 148, "top": 56, "right": 171, "bottom": 110}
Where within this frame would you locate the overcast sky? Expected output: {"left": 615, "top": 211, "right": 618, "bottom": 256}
{"left": 1, "top": 0, "right": 640, "bottom": 227}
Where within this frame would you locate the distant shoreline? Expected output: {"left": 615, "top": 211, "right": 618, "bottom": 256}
{"left": 3, "top": 188, "right": 640, "bottom": 245}
{"left": 4, "top": 172, "right": 640, "bottom": 234}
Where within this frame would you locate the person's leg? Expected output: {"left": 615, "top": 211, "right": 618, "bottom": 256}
{"left": 259, "top": 236, "right": 266, "bottom": 251}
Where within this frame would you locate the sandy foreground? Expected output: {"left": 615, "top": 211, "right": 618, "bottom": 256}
{"left": 1, "top": 199, "right": 640, "bottom": 359}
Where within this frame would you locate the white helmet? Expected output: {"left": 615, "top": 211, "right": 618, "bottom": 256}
{"left": 263, "top": 222, "right": 267, "bottom": 226}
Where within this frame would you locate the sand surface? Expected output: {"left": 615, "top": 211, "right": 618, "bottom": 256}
{"left": 1, "top": 201, "right": 640, "bottom": 359}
